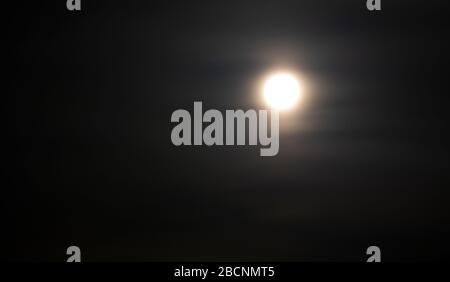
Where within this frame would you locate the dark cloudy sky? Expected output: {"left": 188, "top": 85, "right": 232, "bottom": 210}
{"left": 4, "top": 0, "right": 450, "bottom": 261}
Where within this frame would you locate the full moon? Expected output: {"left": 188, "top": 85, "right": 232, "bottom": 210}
{"left": 263, "top": 73, "right": 302, "bottom": 110}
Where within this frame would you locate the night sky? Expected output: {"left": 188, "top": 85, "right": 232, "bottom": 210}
{"left": 4, "top": 0, "right": 450, "bottom": 261}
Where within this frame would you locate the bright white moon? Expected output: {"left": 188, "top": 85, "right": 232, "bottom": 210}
{"left": 263, "top": 73, "right": 301, "bottom": 110}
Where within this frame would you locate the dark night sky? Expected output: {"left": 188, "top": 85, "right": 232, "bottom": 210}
{"left": 4, "top": 0, "right": 450, "bottom": 261}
